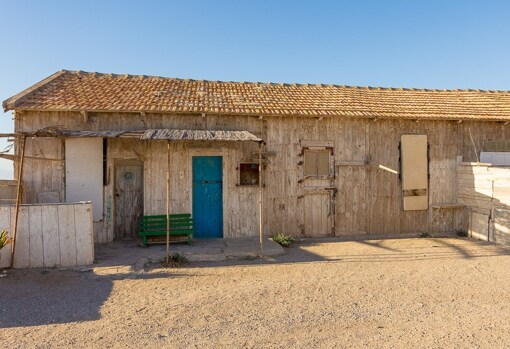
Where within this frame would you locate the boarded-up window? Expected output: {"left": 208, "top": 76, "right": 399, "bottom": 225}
{"left": 239, "top": 163, "right": 259, "bottom": 185}
{"left": 304, "top": 150, "right": 330, "bottom": 177}
{"left": 400, "top": 135, "right": 428, "bottom": 211}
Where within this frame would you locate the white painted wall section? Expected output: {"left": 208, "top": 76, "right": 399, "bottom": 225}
{"left": 65, "top": 138, "right": 103, "bottom": 220}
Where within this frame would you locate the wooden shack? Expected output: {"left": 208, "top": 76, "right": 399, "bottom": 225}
{"left": 3, "top": 70, "right": 510, "bottom": 244}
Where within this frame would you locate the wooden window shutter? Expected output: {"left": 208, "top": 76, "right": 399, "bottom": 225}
{"left": 317, "top": 151, "right": 329, "bottom": 176}
{"left": 304, "top": 149, "right": 330, "bottom": 177}
{"left": 304, "top": 151, "right": 317, "bottom": 176}
{"left": 400, "top": 135, "right": 428, "bottom": 211}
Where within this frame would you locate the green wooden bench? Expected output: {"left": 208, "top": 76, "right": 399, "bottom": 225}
{"left": 139, "top": 214, "right": 194, "bottom": 247}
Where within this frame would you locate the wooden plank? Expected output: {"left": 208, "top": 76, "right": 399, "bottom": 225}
{"left": 457, "top": 197, "right": 492, "bottom": 211}
{"left": 28, "top": 205, "right": 44, "bottom": 267}
{"left": 58, "top": 204, "right": 77, "bottom": 267}
{"left": 0, "top": 206, "right": 11, "bottom": 268}
{"left": 74, "top": 203, "right": 94, "bottom": 265}
{"left": 304, "top": 195, "right": 313, "bottom": 236}
{"left": 13, "top": 206, "right": 30, "bottom": 268}
{"left": 300, "top": 140, "right": 334, "bottom": 148}
{"left": 469, "top": 212, "right": 489, "bottom": 241}
{"left": 431, "top": 204, "right": 466, "bottom": 209}
{"left": 456, "top": 165, "right": 490, "bottom": 175}
{"left": 42, "top": 204, "right": 60, "bottom": 267}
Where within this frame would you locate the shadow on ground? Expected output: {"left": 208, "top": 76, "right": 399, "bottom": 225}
{"left": 0, "top": 269, "right": 185, "bottom": 328}
{"left": 2, "top": 235, "right": 509, "bottom": 328}
{"left": 179, "top": 236, "right": 510, "bottom": 269}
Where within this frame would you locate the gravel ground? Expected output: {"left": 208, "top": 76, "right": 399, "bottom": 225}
{"left": 2, "top": 237, "right": 510, "bottom": 348}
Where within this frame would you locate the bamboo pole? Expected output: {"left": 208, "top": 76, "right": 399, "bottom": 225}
{"left": 10, "top": 135, "right": 26, "bottom": 268}
{"left": 166, "top": 141, "right": 171, "bottom": 264}
{"left": 258, "top": 141, "right": 263, "bottom": 258}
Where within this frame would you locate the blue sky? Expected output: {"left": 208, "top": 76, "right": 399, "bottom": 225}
{"left": 1, "top": 0, "right": 510, "bottom": 178}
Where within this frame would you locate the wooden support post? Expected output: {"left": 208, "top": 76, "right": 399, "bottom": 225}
{"left": 258, "top": 141, "right": 264, "bottom": 258}
{"left": 10, "top": 135, "right": 26, "bottom": 268}
{"left": 166, "top": 141, "right": 171, "bottom": 264}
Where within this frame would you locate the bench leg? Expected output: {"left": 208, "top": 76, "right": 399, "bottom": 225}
{"left": 187, "top": 234, "right": 193, "bottom": 245}
{"left": 142, "top": 236, "right": 148, "bottom": 247}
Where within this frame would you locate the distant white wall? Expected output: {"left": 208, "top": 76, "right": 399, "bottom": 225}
{"left": 0, "top": 202, "right": 94, "bottom": 268}
{"left": 65, "top": 138, "right": 103, "bottom": 220}
{"left": 480, "top": 152, "right": 510, "bottom": 166}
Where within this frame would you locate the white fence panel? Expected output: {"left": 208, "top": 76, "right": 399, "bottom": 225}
{"left": 0, "top": 202, "right": 94, "bottom": 268}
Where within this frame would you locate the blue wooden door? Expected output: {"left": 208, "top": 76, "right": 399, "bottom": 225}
{"left": 192, "top": 156, "right": 223, "bottom": 238}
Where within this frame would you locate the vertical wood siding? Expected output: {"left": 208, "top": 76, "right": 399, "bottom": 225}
{"left": 14, "top": 111, "right": 510, "bottom": 241}
{"left": 0, "top": 202, "right": 94, "bottom": 268}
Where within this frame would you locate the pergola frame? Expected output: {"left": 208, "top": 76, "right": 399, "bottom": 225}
{"left": 3, "top": 128, "right": 266, "bottom": 268}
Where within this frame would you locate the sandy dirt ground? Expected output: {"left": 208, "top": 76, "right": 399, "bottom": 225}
{"left": 2, "top": 237, "right": 510, "bottom": 348}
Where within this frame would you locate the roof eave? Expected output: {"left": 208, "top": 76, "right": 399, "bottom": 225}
{"left": 2, "top": 70, "right": 69, "bottom": 112}
{"left": 9, "top": 107, "right": 510, "bottom": 122}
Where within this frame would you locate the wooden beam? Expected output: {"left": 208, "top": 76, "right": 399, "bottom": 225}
{"left": 10, "top": 135, "right": 26, "bottom": 268}
{"left": 0, "top": 153, "right": 63, "bottom": 161}
{"left": 377, "top": 164, "right": 399, "bottom": 174}
{"left": 0, "top": 133, "right": 19, "bottom": 138}
{"left": 258, "top": 141, "right": 264, "bottom": 258}
{"left": 166, "top": 141, "right": 171, "bottom": 265}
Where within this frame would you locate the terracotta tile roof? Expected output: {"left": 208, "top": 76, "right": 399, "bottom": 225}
{"left": 4, "top": 70, "right": 510, "bottom": 121}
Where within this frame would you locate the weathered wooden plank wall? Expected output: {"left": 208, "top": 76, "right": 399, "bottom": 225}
{"left": 0, "top": 180, "right": 17, "bottom": 205}
{"left": 14, "top": 111, "right": 510, "bottom": 242}
{"left": 0, "top": 202, "right": 94, "bottom": 268}
{"left": 263, "top": 117, "right": 482, "bottom": 236}
{"left": 457, "top": 163, "right": 510, "bottom": 245}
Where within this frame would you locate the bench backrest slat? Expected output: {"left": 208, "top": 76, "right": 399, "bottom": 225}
{"left": 140, "top": 214, "right": 193, "bottom": 232}
{"left": 143, "top": 214, "right": 191, "bottom": 219}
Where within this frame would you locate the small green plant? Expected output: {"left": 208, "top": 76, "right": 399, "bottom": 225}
{"left": 0, "top": 230, "right": 13, "bottom": 250}
{"left": 418, "top": 232, "right": 431, "bottom": 238}
{"left": 161, "top": 252, "right": 189, "bottom": 268}
{"left": 272, "top": 233, "right": 296, "bottom": 247}
{"left": 455, "top": 229, "right": 468, "bottom": 237}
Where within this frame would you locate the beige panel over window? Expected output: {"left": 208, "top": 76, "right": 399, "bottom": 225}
{"left": 401, "top": 135, "right": 428, "bottom": 211}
